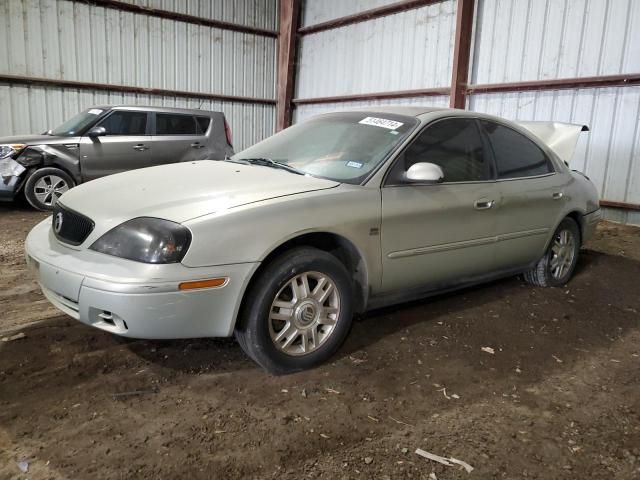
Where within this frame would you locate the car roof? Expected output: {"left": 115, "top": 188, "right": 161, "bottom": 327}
{"left": 318, "top": 106, "right": 528, "bottom": 125}
{"left": 342, "top": 105, "right": 449, "bottom": 117}
{"left": 90, "top": 105, "right": 222, "bottom": 116}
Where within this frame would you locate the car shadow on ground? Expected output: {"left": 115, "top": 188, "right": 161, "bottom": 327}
{"left": 340, "top": 249, "right": 600, "bottom": 356}
{"left": 1, "top": 247, "right": 635, "bottom": 385}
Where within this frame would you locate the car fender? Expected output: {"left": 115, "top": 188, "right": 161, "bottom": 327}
{"left": 17, "top": 144, "right": 82, "bottom": 183}
{"left": 182, "top": 186, "right": 383, "bottom": 292}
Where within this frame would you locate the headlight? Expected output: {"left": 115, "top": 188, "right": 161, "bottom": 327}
{"left": 0, "top": 144, "right": 26, "bottom": 159}
{"left": 90, "top": 218, "right": 191, "bottom": 264}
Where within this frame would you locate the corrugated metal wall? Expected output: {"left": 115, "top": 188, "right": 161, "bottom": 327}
{"left": 469, "top": 0, "right": 640, "bottom": 225}
{"left": 0, "top": 0, "right": 278, "bottom": 150}
{"left": 118, "top": 0, "right": 279, "bottom": 30}
{"left": 301, "top": 0, "right": 399, "bottom": 26}
{"left": 295, "top": 0, "right": 456, "bottom": 119}
{"left": 471, "top": 0, "right": 640, "bottom": 84}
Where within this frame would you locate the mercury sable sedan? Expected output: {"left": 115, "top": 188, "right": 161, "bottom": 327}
{"left": 25, "top": 107, "right": 601, "bottom": 373}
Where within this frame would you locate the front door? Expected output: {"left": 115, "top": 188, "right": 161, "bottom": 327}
{"left": 79, "top": 110, "right": 152, "bottom": 180}
{"left": 380, "top": 118, "right": 500, "bottom": 294}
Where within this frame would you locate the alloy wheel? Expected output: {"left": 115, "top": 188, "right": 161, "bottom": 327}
{"left": 268, "top": 271, "right": 341, "bottom": 356}
{"left": 550, "top": 229, "right": 576, "bottom": 280}
{"left": 33, "top": 175, "right": 69, "bottom": 207}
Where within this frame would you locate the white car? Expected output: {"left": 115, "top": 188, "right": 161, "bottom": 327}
{"left": 26, "top": 107, "right": 600, "bottom": 373}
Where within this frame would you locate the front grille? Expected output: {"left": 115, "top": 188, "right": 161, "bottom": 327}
{"left": 52, "top": 203, "right": 95, "bottom": 246}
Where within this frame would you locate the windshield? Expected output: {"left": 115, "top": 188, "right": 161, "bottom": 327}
{"left": 233, "top": 112, "right": 418, "bottom": 184}
{"left": 50, "top": 108, "right": 105, "bottom": 136}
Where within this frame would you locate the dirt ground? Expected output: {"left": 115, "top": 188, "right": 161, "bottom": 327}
{"left": 1, "top": 203, "right": 639, "bottom": 480}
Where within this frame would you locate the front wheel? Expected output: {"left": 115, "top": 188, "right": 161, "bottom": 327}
{"left": 523, "top": 217, "right": 581, "bottom": 287}
{"left": 235, "top": 247, "right": 354, "bottom": 374}
{"left": 24, "top": 167, "right": 75, "bottom": 211}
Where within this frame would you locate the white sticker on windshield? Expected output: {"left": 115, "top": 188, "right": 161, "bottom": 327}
{"left": 346, "top": 161, "right": 363, "bottom": 169}
{"left": 359, "top": 116, "right": 403, "bottom": 130}
{"left": 88, "top": 109, "right": 103, "bottom": 115}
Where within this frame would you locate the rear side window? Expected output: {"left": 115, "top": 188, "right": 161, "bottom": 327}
{"left": 388, "top": 118, "right": 489, "bottom": 184}
{"left": 156, "top": 114, "right": 198, "bottom": 135}
{"left": 481, "top": 121, "right": 553, "bottom": 179}
{"left": 196, "top": 116, "right": 211, "bottom": 134}
{"left": 98, "top": 111, "right": 147, "bottom": 135}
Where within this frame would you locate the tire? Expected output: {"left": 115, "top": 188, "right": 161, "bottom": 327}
{"left": 235, "top": 247, "right": 354, "bottom": 374}
{"left": 24, "top": 167, "right": 75, "bottom": 211}
{"left": 523, "top": 217, "right": 581, "bottom": 287}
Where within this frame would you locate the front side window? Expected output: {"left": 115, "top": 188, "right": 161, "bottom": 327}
{"left": 50, "top": 108, "right": 105, "bottom": 136}
{"left": 156, "top": 114, "right": 198, "bottom": 135}
{"left": 233, "top": 112, "right": 418, "bottom": 184}
{"left": 480, "top": 120, "right": 553, "bottom": 179}
{"left": 98, "top": 111, "right": 147, "bottom": 135}
{"left": 387, "top": 118, "right": 490, "bottom": 184}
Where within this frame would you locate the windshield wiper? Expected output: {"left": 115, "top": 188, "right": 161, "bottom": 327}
{"left": 231, "top": 157, "right": 305, "bottom": 176}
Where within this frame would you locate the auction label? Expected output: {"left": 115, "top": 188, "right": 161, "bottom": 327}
{"left": 358, "top": 117, "right": 404, "bottom": 130}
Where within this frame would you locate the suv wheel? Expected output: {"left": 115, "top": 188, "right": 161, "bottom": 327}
{"left": 24, "top": 167, "right": 75, "bottom": 211}
{"left": 523, "top": 217, "right": 581, "bottom": 287}
{"left": 235, "top": 247, "right": 354, "bottom": 374}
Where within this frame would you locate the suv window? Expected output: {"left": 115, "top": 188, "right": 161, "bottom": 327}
{"left": 387, "top": 118, "right": 489, "bottom": 184}
{"left": 480, "top": 120, "right": 553, "bottom": 179}
{"left": 156, "top": 114, "right": 198, "bottom": 135}
{"left": 98, "top": 111, "right": 147, "bottom": 135}
{"left": 196, "top": 116, "right": 211, "bottom": 134}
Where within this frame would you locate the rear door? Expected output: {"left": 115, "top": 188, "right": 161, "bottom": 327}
{"left": 150, "top": 113, "right": 207, "bottom": 165}
{"left": 479, "top": 120, "right": 570, "bottom": 269}
{"left": 79, "top": 110, "right": 152, "bottom": 180}
{"left": 380, "top": 118, "right": 500, "bottom": 294}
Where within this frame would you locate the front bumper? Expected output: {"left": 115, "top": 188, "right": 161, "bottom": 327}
{"left": 25, "top": 218, "right": 259, "bottom": 339}
{"left": 0, "top": 175, "right": 22, "bottom": 201}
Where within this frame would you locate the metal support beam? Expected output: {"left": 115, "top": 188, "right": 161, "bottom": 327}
{"left": 599, "top": 200, "right": 640, "bottom": 212}
{"left": 449, "top": 0, "right": 475, "bottom": 109}
{"left": 293, "top": 87, "right": 450, "bottom": 105}
{"left": 0, "top": 74, "right": 276, "bottom": 106}
{"left": 276, "top": 0, "right": 300, "bottom": 131}
{"left": 467, "top": 73, "right": 640, "bottom": 94}
{"left": 298, "top": 0, "right": 445, "bottom": 35}
{"left": 86, "top": 0, "right": 278, "bottom": 37}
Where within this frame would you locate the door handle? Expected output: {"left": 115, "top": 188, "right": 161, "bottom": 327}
{"left": 190, "top": 143, "right": 205, "bottom": 149}
{"left": 474, "top": 199, "right": 494, "bottom": 210}
{"left": 133, "top": 144, "right": 149, "bottom": 151}
{"left": 552, "top": 192, "right": 564, "bottom": 200}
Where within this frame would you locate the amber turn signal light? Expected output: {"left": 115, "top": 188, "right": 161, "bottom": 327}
{"left": 178, "top": 278, "right": 228, "bottom": 290}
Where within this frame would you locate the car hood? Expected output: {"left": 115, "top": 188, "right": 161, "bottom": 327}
{"left": 59, "top": 160, "right": 340, "bottom": 225}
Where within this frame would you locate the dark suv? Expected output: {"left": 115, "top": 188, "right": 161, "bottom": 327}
{"left": 0, "top": 105, "right": 234, "bottom": 210}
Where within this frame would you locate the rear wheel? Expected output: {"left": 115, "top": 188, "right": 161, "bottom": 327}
{"left": 524, "top": 217, "right": 581, "bottom": 287}
{"left": 24, "top": 167, "right": 74, "bottom": 211}
{"left": 235, "top": 247, "right": 354, "bottom": 374}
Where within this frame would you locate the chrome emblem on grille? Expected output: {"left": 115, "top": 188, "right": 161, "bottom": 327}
{"left": 54, "top": 212, "right": 64, "bottom": 233}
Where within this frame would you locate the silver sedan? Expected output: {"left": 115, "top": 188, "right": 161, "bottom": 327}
{"left": 26, "top": 107, "right": 601, "bottom": 373}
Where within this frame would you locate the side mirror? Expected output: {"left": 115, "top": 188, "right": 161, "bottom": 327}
{"left": 87, "top": 126, "right": 106, "bottom": 138}
{"left": 404, "top": 162, "right": 444, "bottom": 184}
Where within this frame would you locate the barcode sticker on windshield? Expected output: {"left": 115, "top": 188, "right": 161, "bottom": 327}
{"left": 88, "top": 109, "right": 103, "bottom": 115}
{"left": 359, "top": 117, "right": 403, "bottom": 130}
